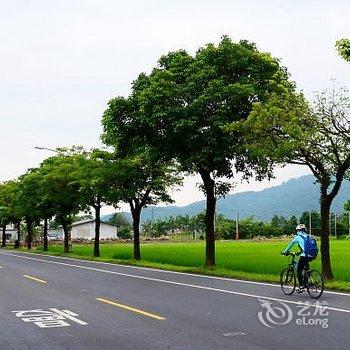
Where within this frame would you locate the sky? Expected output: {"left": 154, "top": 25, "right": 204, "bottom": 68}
{"left": 1, "top": 0, "right": 349, "bottom": 213}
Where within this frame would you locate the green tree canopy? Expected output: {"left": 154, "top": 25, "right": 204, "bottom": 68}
{"left": 104, "top": 151, "right": 182, "bottom": 260}
{"left": 235, "top": 85, "right": 350, "bottom": 279}
{"left": 336, "top": 39, "right": 350, "bottom": 62}
{"left": 108, "top": 212, "right": 131, "bottom": 227}
{"left": 17, "top": 170, "right": 45, "bottom": 249}
{"left": 103, "top": 36, "right": 298, "bottom": 266}
{"left": 0, "top": 181, "right": 20, "bottom": 247}
{"left": 38, "top": 148, "right": 88, "bottom": 253}
{"left": 72, "top": 149, "right": 121, "bottom": 257}
{"left": 345, "top": 199, "right": 350, "bottom": 212}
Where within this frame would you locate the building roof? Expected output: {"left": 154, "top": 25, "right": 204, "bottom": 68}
{"left": 71, "top": 219, "right": 117, "bottom": 227}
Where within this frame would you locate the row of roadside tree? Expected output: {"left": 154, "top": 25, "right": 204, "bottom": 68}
{"left": 1, "top": 36, "right": 350, "bottom": 280}
{"left": 142, "top": 209, "right": 350, "bottom": 239}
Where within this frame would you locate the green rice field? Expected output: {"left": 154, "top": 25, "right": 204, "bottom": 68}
{"left": 26, "top": 238, "right": 350, "bottom": 291}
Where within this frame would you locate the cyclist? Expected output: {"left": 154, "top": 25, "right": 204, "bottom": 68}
{"left": 282, "top": 224, "right": 311, "bottom": 293}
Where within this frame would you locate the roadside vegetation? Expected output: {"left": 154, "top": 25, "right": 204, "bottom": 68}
{"left": 142, "top": 211, "right": 350, "bottom": 239}
{"left": 1, "top": 35, "right": 350, "bottom": 283}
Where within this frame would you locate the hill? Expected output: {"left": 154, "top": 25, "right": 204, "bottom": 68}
{"left": 102, "top": 175, "right": 350, "bottom": 223}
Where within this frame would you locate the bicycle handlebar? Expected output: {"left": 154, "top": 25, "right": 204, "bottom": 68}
{"left": 281, "top": 252, "right": 301, "bottom": 257}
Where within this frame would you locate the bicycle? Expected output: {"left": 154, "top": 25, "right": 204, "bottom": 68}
{"left": 280, "top": 252, "right": 324, "bottom": 299}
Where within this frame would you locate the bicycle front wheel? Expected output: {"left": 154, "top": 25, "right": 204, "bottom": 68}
{"left": 306, "top": 270, "right": 324, "bottom": 299}
{"left": 280, "top": 267, "right": 296, "bottom": 295}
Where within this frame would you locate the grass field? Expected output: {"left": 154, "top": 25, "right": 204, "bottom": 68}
{"left": 21, "top": 238, "right": 350, "bottom": 291}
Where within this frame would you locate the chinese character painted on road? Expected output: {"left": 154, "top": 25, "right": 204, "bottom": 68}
{"left": 12, "top": 308, "right": 88, "bottom": 329}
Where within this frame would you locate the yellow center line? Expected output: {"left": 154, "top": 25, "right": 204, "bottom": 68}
{"left": 23, "top": 274, "right": 47, "bottom": 284}
{"left": 96, "top": 297, "right": 166, "bottom": 321}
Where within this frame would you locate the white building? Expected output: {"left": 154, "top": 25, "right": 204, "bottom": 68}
{"left": 3, "top": 224, "right": 18, "bottom": 241}
{"left": 71, "top": 219, "right": 118, "bottom": 240}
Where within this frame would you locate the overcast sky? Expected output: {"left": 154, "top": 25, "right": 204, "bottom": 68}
{"left": 1, "top": 0, "right": 349, "bottom": 212}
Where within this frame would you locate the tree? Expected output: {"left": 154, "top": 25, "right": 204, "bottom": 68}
{"left": 143, "top": 213, "right": 207, "bottom": 238}
{"left": 17, "top": 168, "right": 56, "bottom": 251}
{"left": 299, "top": 211, "right": 321, "bottom": 235}
{"left": 7, "top": 182, "right": 22, "bottom": 248}
{"left": 215, "top": 215, "right": 236, "bottom": 240}
{"left": 108, "top": 212, "right": 131, "bottom": 228}
{"left": 286, "top": 215, "right": 298, "bottom": 235}
{"left": 345, "top": 200, "right": 350, "bottom": 212}
{"left": 299, "top": 212, "right": 309, "bottom": 228}
{"left": 73, "top": 149, "right": 121, "bottom": 257}
{"left": 344, "top": 200, "right": 350, "bottom": 236}
{"left": 0, "top": 182, "right": 19, "bottom": 247}
{"left": 271, "top": 215, "right": 287, "bottom": 229}
{"left": 103, "top": 152, "right": 181, "bottom": 260}
{"left": 336, "top": 39, "right": 350, "bottom": 62}
{"left": 104, "top": 36, "right": 297, "bottom": 266}
{"left": 237, "top": 85, "right": 350, "bottom": 279}
{"left": 102, "top": 82, "right": 183, "bottom": 260}
{"left": 0, "top": 181, "right": 29, "bottom": 248}
{"left": 16, "top": 172, "right": 43, "bottom": 249}
{"left": 73, "top": 214, "right": 93, "bottom": 222}
{"left": 0, "top": 184, "right": 8, "bottom": 247}
{"left": 39, "top": 149, "right": 86, "bottom": 253}
{"left": 143, "top": 218, "right": 169, "bottom": 238}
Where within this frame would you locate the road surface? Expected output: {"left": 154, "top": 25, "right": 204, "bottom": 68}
{"left": 0, "top": 249, "right": 349, "bottom": 350}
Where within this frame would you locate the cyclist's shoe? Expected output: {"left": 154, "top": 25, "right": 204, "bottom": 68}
{"left": 296, "top": 286, "right": 305, "bottom": 293}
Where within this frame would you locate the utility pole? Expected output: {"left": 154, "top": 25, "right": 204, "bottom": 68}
{"left": 335, "top": 213, "right": 337, "bottom": 238}
{"left": 309, "top": 211, "right": 312, "bottom": 234}
{"left": 214, "top": 202, "right": 217, "bottom": 235}
{"left": 235, "top": 211, "right": 239, "bottom": 240}
{"left": 348, "top": 211, "right": 350, "bottom": 237}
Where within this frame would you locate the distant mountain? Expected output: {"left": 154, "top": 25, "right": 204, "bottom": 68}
{"left": 102, "top": 175, "right": 350, "bottom": 224}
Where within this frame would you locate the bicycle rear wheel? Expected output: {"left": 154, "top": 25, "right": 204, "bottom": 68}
{"left": 306, "top": 270, "right": 324, "bottom": 299}
{"left": 280, "top": 267, "right": 296, "bottom": 295}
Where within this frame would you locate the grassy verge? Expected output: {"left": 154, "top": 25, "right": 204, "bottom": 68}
{"left": 4, "top": 240, "right": 350, "bottom": 292}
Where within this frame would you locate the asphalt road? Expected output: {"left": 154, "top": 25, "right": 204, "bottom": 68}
{"left": 1, "top": 249, "right": 350, "bottom": 350}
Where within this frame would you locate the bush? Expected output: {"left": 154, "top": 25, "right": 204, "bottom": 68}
{"left": 336, "top": 235, "right": 349, "bottom": 240}
{"left": 118, "top": 226, "right": 132, "bottom": 239}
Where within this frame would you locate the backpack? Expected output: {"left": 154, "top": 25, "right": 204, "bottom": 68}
{"left": 302, "top": 234, "right": 319, "bottom": 260}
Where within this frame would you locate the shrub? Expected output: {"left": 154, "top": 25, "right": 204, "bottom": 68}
{"left": 118, "top": 226, "right": 132, "bottom": 239}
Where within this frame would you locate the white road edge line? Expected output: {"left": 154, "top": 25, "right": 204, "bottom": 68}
{"left": 1, "top": 251, "right": 350, "bottom": 314}
{"left": 0, "top": 250, "right": 348, "bottom": 297}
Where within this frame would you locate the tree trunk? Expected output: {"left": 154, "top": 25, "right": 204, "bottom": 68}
{"left": 320, "top": 196, "right": 334, "bottom": 279}
{"left": 14, "top": 221, "right": 21, "bottom": 249}
{"left": 43, "top": 218, "right": 48, "bottom": 252}
{"left": 1, "top": 225, "right": 6, "bottom": 247}
{"left": 200, "top": 170, "right": 216, "bottom": 267}
{"left": 131, "top": 206, "right": 141, "bottom": 260}
{"left": 26, "top": 221, "right": 33, "bottom": 250}
{"left": 93, "top": 205, "right": 101, "bottom": 257}
{"left": 62, "top": 221, "right": 72, "bottom": 254}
